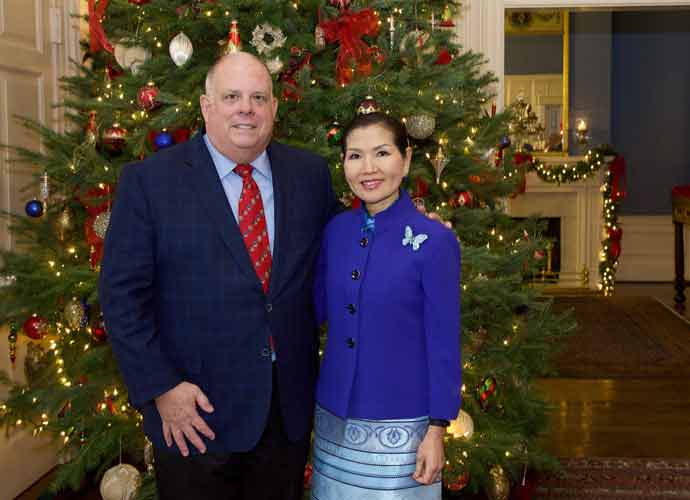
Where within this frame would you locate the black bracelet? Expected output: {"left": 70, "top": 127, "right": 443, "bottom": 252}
{"left": 429, "top": 418, "right": 450, "bottom": 427}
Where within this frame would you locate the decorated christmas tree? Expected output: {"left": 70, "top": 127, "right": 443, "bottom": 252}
{"left": 0, "top": 0, "right": 576, "bottom": 498}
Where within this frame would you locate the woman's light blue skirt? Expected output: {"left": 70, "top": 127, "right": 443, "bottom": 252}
{"left": 310, "top": 405, "right": 441, "bottom": 500}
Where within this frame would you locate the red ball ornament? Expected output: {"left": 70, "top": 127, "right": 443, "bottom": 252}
{"left": 534, "top": 249, "right": 546, "bottom": 261}
{"left": 172, "top": 127, "right": 191, "bottom": 144}
{"left": 444, "top": 470, "right": 470, "bottom": 492}
{"left": 303, "top": 463, "right": 313, "bottom": 489}
{"left": 102, "top": 123, "right": 127, "bottom": 153}
{"left": 457, "top": 191, "right": 474, "bottom": 207}
{"left": 92, "top": 325, "right": 107, "bottom": 342}
{"left": 357, "top": 96, "right": 379, "bottom": 115}
{"left": 136, "top": 82, "right": 159, "bottom": 111}
{"left": 435, "top": 48, "right": 453, "bottom": 65}
{"left": 22, "top": 315, "right": 46, "bottom": 340}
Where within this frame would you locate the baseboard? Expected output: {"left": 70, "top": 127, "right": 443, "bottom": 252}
{"left": 616, "top": 215, "right": 690, "bottom": 282}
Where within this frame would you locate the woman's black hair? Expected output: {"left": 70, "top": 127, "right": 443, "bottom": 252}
{"left": 341, "top": 112, "right": 410, "bottom": 156}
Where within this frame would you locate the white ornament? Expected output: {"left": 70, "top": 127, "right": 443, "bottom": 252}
{"left": 251, "top": 23, "right": 287, "bottom": 55}
{"left": 265, "top": 56, "right": 284, "bottom": 75}
{"left": 114, "top": 40, "right": 151, "bottom": 74}
{"left": 100, "top": 464, "right": 141, "bottom": 500}
{"left": 0, "top": 275, "right": 16, "bottom": 288}
{"left": 169, "top": 32, "right": 193, "bottom": 67}
{"left": 125, "top": 46, "right": 151, "bottom": 75}
{"left": 406, "top": 114, "right": 436, "bottom": 140}
{"left": 448, "top": 410, "right": 474, "bottom": 439}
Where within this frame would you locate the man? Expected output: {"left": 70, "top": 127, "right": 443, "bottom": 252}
{"left": 99, "top": 52, "right": 338, "bottom": 500}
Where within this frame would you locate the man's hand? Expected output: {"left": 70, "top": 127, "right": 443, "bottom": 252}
{"left": 413, "top": 425, "right": 445, "bottom": 485}
{"left": 155, "top": 382, "right": 216, "bottom": 456}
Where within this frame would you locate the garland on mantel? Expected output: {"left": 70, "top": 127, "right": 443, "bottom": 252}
{"left": 514, "top": 146, "right": 626, "bottom": 296}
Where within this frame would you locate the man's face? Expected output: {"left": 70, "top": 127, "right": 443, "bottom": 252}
{"left": 200, "top": 55, "right": 278, "bottom": 164}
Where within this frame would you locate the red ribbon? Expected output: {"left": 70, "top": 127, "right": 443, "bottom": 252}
{"left": 319, "top": 8, "right": 380, "bottom": 85}
{"left": 608, "top": 226, "right": 623, "bottom": 259}
{"left": 609, "top": 155, "right": 627, "bottom": 202}
{"left": 88, "top": 0, "right": 113, "bottom": 54}
{"left": 280, "top": 51, "right": 312, "bottom": 101}
{"left": 511, "top": 153, "right": 532, "bottom": 196}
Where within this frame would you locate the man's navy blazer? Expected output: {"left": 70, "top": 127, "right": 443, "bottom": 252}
{"left": 98, "top": 133, "right": 338, "bottom": 453}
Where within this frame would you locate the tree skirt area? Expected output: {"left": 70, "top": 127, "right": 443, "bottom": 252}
{"left": 535, "top": 457, "right": 690, "bottom": 499}
{"left": 550, "top": 296, "right": 690, "bottom": 378}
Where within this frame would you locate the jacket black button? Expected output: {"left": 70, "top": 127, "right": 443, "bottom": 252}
{"left": 261, "top": 347, "right": 271, "bottom": 358}
{"left": 360, "top": 237, "right": 368, "bottom": 248}
{"left": 346, "top": 338, "right": 355, "bottom": 348}
{"left": 265, "top": 303, "right": 273, "bottom": 313}
{"left": 351, "top": 270, "right": 360, "bottom": 280}
{"left": 347, "top": 304, "right": 356, "bottom": 314}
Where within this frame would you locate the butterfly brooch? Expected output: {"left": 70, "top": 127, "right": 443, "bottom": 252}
{"left": 402, "top": 226, "right": 428, "bottom": 251}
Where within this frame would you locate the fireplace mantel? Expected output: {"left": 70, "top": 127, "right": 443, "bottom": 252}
{"left": 506, "top": 156, "right": 606, "bottom": 289}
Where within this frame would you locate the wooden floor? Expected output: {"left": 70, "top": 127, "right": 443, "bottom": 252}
{"left": 538, "top": 283, "right": 690, "bottom": 459}
{"left": 15, "top": 283, "right": 690, "bottom": 498}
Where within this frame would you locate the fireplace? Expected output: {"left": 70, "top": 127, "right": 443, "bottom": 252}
{"left": 506, "top": 157, "right": 605, "bottom": 289}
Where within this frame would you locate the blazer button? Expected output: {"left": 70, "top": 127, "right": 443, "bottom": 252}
{"left": 261, "top": 347, "right": 271, "bottom": 358}
{"left": 360, "top": 237, "right": 369, "bottom": 248}
{"left": 351, "top": 270, "right": 361, "bottom": 280}
{"left": 346, "top": 337, "right": 356, "bottom": 348}
{"left": 346, "top": 303, "right": 357, "bottom": 314}
{"left": 265, "top": 303, "right": 273, "bottom": 313}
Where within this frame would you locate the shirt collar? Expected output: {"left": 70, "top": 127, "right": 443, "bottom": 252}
{"left": 203, "top": 134, "right": 271, "bottom": 180}
{"left": 358, "top": 189, "right": 416, "bottom": 235}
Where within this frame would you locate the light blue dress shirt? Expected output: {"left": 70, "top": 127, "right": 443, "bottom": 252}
{"left": 203, "top": 134, "right": 275, "bottom": 254}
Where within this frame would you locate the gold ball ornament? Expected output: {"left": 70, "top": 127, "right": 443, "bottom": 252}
{"left": 406, "top": 113, "right": 436, "bottom": 140}
{"left": 487, "top": 465, "right": 510, "bottom": 500}
{"left": 448, "top": 409, "right": 474, "bottom": 439}
{"left": 64, "top": 298, "right": 86, "bottom": 330}
{"left": 100, "top": 464, "right": 141, "bottom": 500}
{"left": 93, "top": 211, "right": 111, "bottom": 240}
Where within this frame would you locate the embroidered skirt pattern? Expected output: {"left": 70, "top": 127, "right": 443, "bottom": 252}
{"left": 310, "top": 405, "right": 441, "bottom": 500}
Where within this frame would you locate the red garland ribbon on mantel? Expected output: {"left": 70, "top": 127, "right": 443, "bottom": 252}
{"left": 609, "top": 155, "right": 627, "bottom": 202}
{"left": 88, "top": 0, "right": 113, "bottom": 54}
{"left": 318, "top": 8, "right": 380, "bottom": 86}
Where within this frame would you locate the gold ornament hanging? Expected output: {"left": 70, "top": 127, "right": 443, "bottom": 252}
{"left": 487, "top": 465, "right": 511, "bottom": 500}
{"left": 429, "top": 146, "right": 449, "bottom": 183}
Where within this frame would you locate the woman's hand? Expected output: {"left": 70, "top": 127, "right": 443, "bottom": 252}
{"left": 413, "top": 425, "right": 446, "bottom": 485}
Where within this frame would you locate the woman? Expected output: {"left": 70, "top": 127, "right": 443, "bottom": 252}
{"left": 311, "top": 112, "right": 462, "bottom": 500}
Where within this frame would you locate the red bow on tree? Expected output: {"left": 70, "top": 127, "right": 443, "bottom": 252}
{"left": 88, "top": 0, "right": 113, "bottom": 54}
{"left": 318, "top": 8, "right": 380, "bottom": 86}
{"left": 609, "top": 155, "right": 627, "bottom": 202}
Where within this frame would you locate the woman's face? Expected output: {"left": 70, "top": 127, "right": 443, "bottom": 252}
{"left": 343, "top": 124, "right": 411, "bottom": 216}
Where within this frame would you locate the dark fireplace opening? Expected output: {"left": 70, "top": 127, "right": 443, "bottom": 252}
{"left": 514, "top": 217, "right": 561, "bottom": 282}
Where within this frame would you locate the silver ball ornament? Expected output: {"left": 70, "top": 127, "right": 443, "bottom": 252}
{"left": 100, "top": 464, "right": 141, "bottom": 500}
{"left": 93, "top": 211, "right": 111, "bottom": 240}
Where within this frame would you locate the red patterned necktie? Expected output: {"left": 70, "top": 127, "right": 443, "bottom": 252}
{"left": 234, "top": 164, "right": 272, "bottom": 294}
